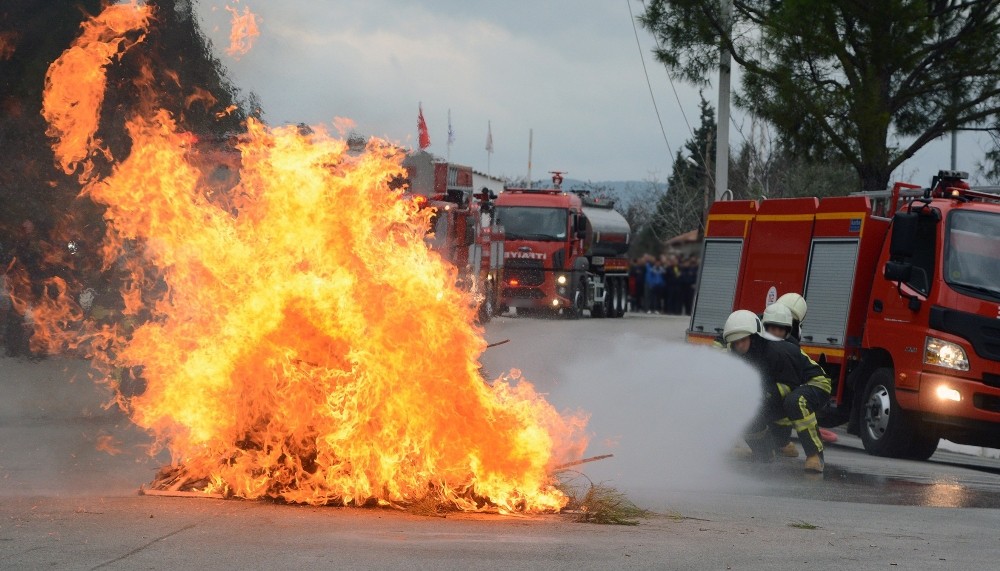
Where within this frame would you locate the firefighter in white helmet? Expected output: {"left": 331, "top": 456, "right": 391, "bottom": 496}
{"left": 769, "top": 294, "right": 839, "bottom": 446}
{"left": 761, "top": 303, "right": 803, "bottom": 458}
{"left": 761, "top": 303, "right": 834, "bottom": 464}
{"left": 775, "top": 292, "right": 807, "bottom": 343}
{"left": 724, "top": 309, "right": 826, "bottom": 472}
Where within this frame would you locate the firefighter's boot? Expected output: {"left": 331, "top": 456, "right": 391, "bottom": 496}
{"left": 745, "top": 428, "right": 775, "bottom": 463}
{"left": 778, "top": 442, "right": 799, "bottom": 458}
{"left": 804, "top": 453, "right": 824, "bottom": 473}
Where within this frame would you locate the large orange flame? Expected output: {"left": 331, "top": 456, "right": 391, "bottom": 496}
{"left": 41, "top": 2, "right": 152, "bottom": 181}
{"left": 225, "top": 2, "right": 259, "bottom": 59}
{"left": 38, "top": 2, "right": 587, "bottom": 512}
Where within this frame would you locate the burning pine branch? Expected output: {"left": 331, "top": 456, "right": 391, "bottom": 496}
{"left": 33, "top": 2, "right": 591, "bottom": 515}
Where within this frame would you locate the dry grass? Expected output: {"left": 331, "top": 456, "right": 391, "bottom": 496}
{"left": 557, "top": 474, "right": 651, "bottom": 526}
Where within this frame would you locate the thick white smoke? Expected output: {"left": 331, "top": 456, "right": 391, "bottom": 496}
{"left": 485, "top": 330, "right": 762, "bottom": 502}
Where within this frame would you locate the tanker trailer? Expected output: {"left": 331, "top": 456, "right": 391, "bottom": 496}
{"left": 495, "top": 182, "right": 631, "bottom": 318}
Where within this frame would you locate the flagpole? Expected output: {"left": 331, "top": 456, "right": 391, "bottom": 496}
{"left": 527, "top": 128, "right": 533, "bottom": 189}
{"left": 485, "top": 120, "right": 493, "bottom": 177}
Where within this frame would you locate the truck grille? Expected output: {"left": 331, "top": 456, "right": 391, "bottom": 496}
{"left": 505, "top": 259, "right": 545, "bottom": 286}
{"left": 984, "top": 373, "right": 1000, "bottom": 389}
{"left": 503, "top": 287, "right": 544, "bottom": 299}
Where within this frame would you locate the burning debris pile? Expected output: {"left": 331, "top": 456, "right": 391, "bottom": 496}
{"left": 28, "top": 2, "right": 588, "bottom": 512}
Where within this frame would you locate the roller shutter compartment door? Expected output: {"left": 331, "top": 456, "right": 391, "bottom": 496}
{"left": 691, "top": 240, "right": 743, "bottom": 336}
{"left": 803, "top": 240, "right": 859, "bottom": 347}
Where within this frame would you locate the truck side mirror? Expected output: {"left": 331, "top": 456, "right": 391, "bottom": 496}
{"left": 883, "top": 261, "right": 912, "bottom": 282}
{"left": 889, "top": 212, "right": 919, "bottom": 258}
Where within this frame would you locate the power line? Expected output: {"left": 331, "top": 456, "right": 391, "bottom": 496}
{"left": 637, "top": 0, "right": 695, "bottom": 143}
{"left": 627, "top": 0, "right": 673, "bottom": 161}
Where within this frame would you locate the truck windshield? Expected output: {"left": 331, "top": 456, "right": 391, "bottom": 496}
{"left": 945, "top": 210, "right": 1000, "bottom": 300}
{"left": 495, "top": 206, "right": 567, "bottom": 241}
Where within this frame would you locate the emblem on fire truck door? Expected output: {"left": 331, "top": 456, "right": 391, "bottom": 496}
{"left": 766, "top": 286, "right": 777, "bottom": 307}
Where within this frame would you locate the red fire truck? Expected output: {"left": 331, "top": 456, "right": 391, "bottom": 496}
{"left": 401, "top": 152, "right": 504, "bottom": 322}
{"left": 687, "top": 170, "right": 1000, "bottom": 459}
{"left": 494, "top": 174, "right": 631, "bottom": 318}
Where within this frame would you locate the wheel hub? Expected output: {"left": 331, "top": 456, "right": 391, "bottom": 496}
{"left": 864, "top": 384, "right": 891, "bottom": 441}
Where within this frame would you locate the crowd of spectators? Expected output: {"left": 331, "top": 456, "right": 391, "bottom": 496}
{"left": 627, "top": 253, "right": 699, "bottom": 315}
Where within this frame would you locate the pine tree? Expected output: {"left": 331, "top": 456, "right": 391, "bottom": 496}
{"left": 636, "top": 95, "right": 717, "bottom": 253}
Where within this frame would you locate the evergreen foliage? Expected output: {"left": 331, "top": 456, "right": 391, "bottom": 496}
{"left": 640, "top": 0, "right": 1000, "bottom": 191}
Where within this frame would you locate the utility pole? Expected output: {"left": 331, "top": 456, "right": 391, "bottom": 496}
{"left": 703, "top": 131, "right": 714, "bottom": 234}
{"left": 951, "top": 130, "right": 958, "bottom": 170}
{"left": 715, "top": 0, "right": 732, "bottom": 201}
{"left": 527, "top": 129, "right": 533, "bottom": 189}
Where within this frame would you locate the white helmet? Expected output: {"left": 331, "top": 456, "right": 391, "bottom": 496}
{"left": 762, "top": 303, "right": 794, "bottom": 328}
{"left": 776, "top": 292, "right": 807, "bottom": 322}
{"left": 723, "top": 309, "right": 762, "bottom": 344}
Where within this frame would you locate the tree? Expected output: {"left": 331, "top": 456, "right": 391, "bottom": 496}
{"left": 728, "top": 118, "right": 857, "bottom": 200}
{"left": 980, "top": 123, "right": 1000, "bottom": 183}
{"left": 0, "top": 0, "right": 253, "bottom": 251}
{"left": 640, "top": 0, "right": 1000, "bottom": 191}
{"left": 636, "top": 95, "right": 717, "bottom": 253}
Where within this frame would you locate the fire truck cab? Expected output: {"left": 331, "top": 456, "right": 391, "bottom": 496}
{"left": 494, "top": 175, "right": 630, "bottom": 318}
{"left": 688, "top": 170, "right": 1000, "bottom": 459}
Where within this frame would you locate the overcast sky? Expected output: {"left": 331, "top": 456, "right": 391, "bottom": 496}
{"left": 192, "top": 0, "right": 992, "bottom": 186}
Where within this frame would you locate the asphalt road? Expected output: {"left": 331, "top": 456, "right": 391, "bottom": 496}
{"left": 1, "top": 311, "right": 999, "bottom": 570}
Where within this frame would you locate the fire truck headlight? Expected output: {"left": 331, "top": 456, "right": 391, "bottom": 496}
{"left": 924, "top": 337, "right": 969, "bottom": 371}
{"left": 556, "top": 274, "right": 568, "bottom": 285}
{"left": 935, "top": 385, "right": 962, "bottom": 402}
{"left": 551, "top": 298, "right": 560, "bottom": 307}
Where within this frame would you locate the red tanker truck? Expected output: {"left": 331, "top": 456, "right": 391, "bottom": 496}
{"left": 687, "top": 170, "right": 1000, "bottom": 459}
{"left": 494, "top": 173, "right": 631, "bottom": 318}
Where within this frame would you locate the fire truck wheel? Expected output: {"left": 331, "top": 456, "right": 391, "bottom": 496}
{"left": 614, "top": 278, "right": 626, "bottom": 318}
{"left": 567, "top": 282, "right": 585, "bottom": 319}
{"left": 859, "top": 368, "right": 920, "bottom": 458}
{"left": 478, "top": 285, "right": 495, "bottom": 324}
{"left": 592, "top": 284, "right": 608, "bottom": 319}
{"left": 902, "top": 429, "right": 939, "bottom": 461}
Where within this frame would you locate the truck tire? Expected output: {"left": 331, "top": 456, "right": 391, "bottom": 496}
{"left": 567, "top": 281, "right": 585, "bottom": 319}
{"left": 477, "top": 284, "right": 495, "bottom": 324}
{"left": 903, "top": 430, "right": 939, "bottom": 461}
{"left": 614, "top": 277, "right": 627, "bottom": 318}
{"left": 605, "top": 279, "right": 617, "bottom": 318}
{"left": 590, "top": 281, "right": 606, "bottom": 318}
{"left": 859, "top": 368, "right": 923, "bottom": 458}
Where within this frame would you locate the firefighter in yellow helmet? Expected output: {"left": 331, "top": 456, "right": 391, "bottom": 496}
{"left": 724, "top": 309, "right": 826, "bottom": 472}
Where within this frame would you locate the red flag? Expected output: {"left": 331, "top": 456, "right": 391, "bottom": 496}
{"left": 417, "top": 103, "right": 430, "bottom": 149}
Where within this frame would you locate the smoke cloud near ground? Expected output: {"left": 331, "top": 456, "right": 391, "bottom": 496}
{"left": 540, "top": 334, "right": 761, "bottom": 497}
{"left": 0, "top": 357, "right": 163, "bottom": 497}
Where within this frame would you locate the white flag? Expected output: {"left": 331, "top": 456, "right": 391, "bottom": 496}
{"left": 485, "top": 121, "right": 493, "bottom": 153}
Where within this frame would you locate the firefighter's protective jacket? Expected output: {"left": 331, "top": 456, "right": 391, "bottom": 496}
{"left": 781, "top": 334, "right": 833, "bottom": 394}
{"left": 740, "top": 335, "right": 805, "bottom": 400}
